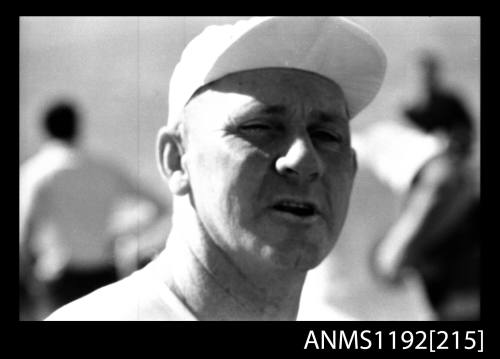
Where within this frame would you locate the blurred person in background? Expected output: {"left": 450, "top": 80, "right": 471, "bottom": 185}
{"left": 372, "top": 52, "right": 480, "bottom": 320}
{"left": 19, "top": 100, "right": 168, "bottom": 320}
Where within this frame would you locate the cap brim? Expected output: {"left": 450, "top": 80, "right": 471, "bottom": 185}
{"left": 205, "top": 17, "right": 386, "bottom": 119}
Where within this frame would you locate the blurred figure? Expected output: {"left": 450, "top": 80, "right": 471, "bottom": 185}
{"left": 19, "top": 100, "right": 168, "bottom": 320}
{"left": 372, "top": 52, "right": 480, "bottom": 320}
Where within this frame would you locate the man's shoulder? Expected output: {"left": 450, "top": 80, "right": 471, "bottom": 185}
{"left": 45, "top": 273, "right": 144, "bottom": 321}
{"left": 45, "top": 259, "right": 196, "bottom": 321}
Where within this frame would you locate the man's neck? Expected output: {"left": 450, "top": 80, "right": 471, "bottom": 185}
{"left": 161, "top": 199, "right": 306, "bottom": 320}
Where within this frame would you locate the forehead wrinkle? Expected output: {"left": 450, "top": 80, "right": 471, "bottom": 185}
{"left": 235, "top": 103, "right": 289, "bottom": 121}
{"left": 309, "top": 108, "right": 349, "bottom": 126}
{"left": 260, "top": 104, "right": 287, "bottom": 116}
{"left": 228, "top": 97, "right": 267, "bottom": 119}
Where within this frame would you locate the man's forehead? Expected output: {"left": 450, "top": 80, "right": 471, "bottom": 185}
{"left": 186, "top": 68, "right": 349, "bottom": 118}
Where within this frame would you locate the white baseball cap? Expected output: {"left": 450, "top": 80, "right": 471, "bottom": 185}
{"left": 167, "top": 16, "right": 387, "bottom": 128}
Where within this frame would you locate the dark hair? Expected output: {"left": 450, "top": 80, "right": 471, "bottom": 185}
{"left": 43, "top": 102, "right": 79, "bottom": 143}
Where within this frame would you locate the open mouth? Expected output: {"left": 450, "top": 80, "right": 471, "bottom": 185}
{"left": 272, "top": 200, "right": 318, "bottom": 217}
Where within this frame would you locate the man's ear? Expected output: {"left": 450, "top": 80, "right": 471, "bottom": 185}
{"left": 156, "top": 126, "right": 190, "bottom": 196}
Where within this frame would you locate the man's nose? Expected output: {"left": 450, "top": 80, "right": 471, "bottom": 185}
{"left": 275, "top": 135, "right": 324, "bottom": 183}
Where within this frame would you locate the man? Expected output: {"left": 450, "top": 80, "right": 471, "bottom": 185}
{"left": 20, "top": 101, "right": 168, "bottom": 319}
{"left": 46, "top": 16, "right": 386, "bottom": 320}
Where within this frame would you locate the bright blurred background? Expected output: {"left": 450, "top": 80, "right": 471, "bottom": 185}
{"left": 20, "top": 17, "right": 480, "bottom": 320}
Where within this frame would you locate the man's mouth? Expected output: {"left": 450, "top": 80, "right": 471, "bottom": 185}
{"left": 272, "top": 200, "right": 318, "bottom": 217}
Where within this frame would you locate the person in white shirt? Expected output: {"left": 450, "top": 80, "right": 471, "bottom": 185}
{"left": 46, "top": 17, "right": 387, "bottom": 321}
{"left": 20, "top": 101, "right": 168, "bottom": 319}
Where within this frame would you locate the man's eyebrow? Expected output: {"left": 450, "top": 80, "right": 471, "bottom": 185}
{"left": 311, "top": 109, "right": 349, "bottom": 124}
{"left": 260, "top": 105, "right": 287, "bottom": 115}
{"left": 235, "top": 104, "right": 348, "bottom": 123}
{"left": 232, "top": 103, "right": 287, "bottom": 119}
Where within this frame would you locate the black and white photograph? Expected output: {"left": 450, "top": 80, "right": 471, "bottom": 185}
{"left": 19, "top": 17, "right": 480, "bottom": 326}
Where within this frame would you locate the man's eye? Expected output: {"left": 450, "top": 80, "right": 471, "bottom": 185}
{"left": 239, "top": 123, "right": 273, "bottom": 133}
{"left": 311, "top": 130, "right": 342, "bottom": 143}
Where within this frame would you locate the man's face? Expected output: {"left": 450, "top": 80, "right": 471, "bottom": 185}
{"left": 181, "top": 68, "right": 357, "bottom": 273}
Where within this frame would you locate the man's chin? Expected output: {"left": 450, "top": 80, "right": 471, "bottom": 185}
{"left": 266, "top": 243, "right": 329, "bottom": 272}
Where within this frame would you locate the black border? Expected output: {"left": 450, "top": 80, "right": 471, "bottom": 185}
{"left": 15, "top": 15, "right": 491, "bottom": 355}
